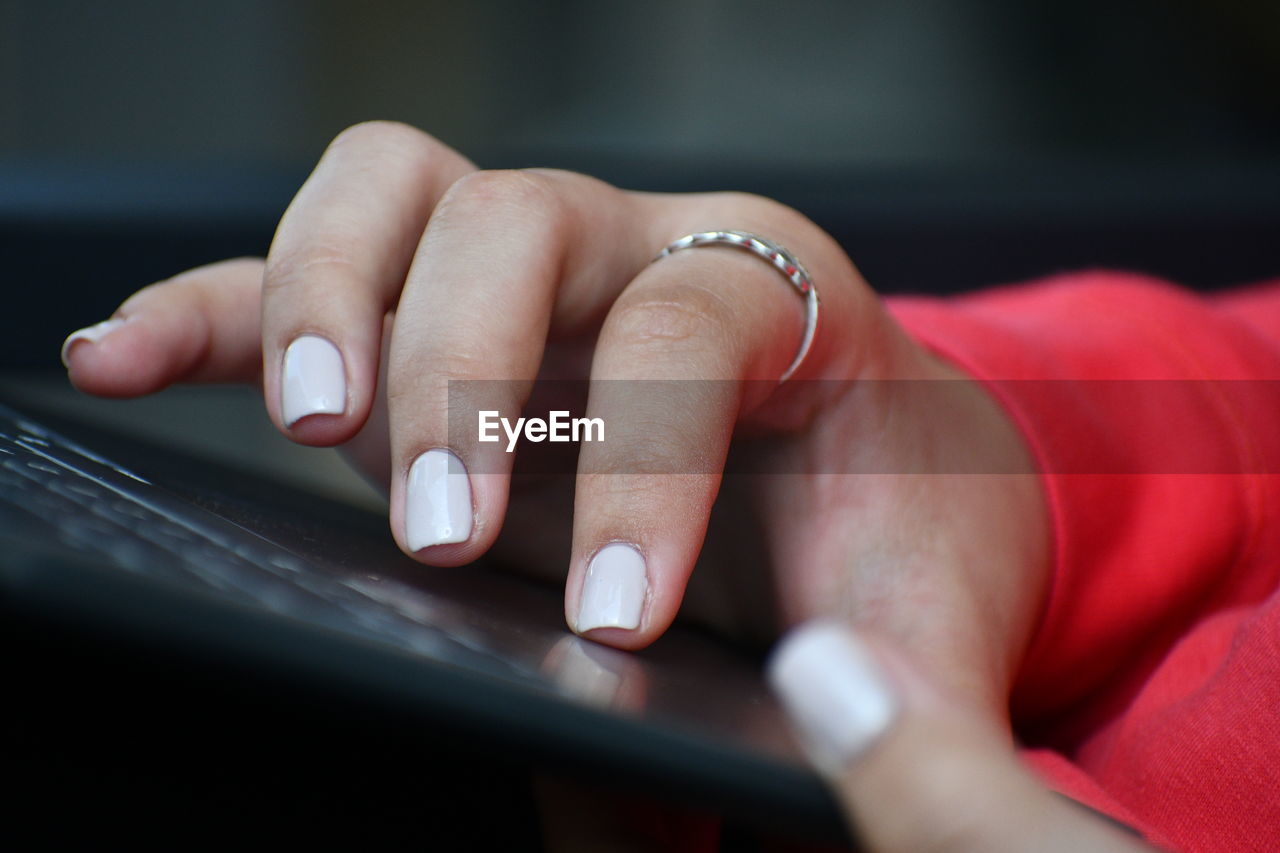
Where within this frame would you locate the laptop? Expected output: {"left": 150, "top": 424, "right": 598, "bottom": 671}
{"left": 0, "top": 396, "right": 846, "bottom": 847}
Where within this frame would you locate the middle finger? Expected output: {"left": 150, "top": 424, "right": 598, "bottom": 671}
{"left": 385, "top": 168, "right": 657, "bottom": 565}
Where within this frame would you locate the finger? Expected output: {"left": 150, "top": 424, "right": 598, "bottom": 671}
{"left": 260, "top": 121, "right": 474, "bottom": 446}
{"left": 565, "top": 206, "right": 869, "bottom": 650}
{"left": 62, "top": 258, "right": 266, "bottom": 397}
{"left": 384, "top": 169, "right": 655, "bottom": 566}
{"left": 768, "top": 622, "right": 1155, "bottom": 853}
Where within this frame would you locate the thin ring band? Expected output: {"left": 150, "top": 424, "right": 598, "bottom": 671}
{"left": 653, "top": 230, "right": 820, "bottom": 383}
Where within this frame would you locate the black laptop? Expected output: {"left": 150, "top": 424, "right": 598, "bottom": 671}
{"left": 0, "top": 395, "right": 845, "bottom": 848}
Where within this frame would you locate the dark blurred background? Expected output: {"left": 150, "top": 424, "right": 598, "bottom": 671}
{"left": 5, "top": 0, "right": 1279, "bottom": 354}
{"left": 6, "top": 0, "right": 1279, "bottom": 168}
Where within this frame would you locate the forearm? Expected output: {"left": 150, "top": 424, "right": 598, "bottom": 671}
{"left": 886, "top": 271, "right": 1280, "bottom": 718}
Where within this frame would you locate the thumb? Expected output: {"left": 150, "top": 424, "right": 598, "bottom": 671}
{"left": 767, "top": 622, "right": 1154, "bottom": 853}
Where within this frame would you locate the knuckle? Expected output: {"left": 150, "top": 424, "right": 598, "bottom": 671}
{"left": 390, "top": 346, "right": 490, "bottom": 397}
{"left": 579, "top": 473, "right": 673, "bottom": 510}
{"left": 385, "top": 371, "right": 445, "bottom": 413}
{"left": 427, "top": 346, "right": 495, "bottom": 381}
{"left": 524, "top": 167, "right": 615, "bottom": 200}
{"left": 435, "top": 169, "right": 564, "bottom": 226}
{"left": 326, "top": 120, "right": 442, "bottom": 162}
{"left": 384, "top": 381, "right": 424, "bottom": 410}
{"left": 386, "top": 352, "right": 491, "bottom": 423}
{"left": 606, "top": 285, "right": 731, "bottom": 352}
{"left": 263, "top": 236, "right": 362, "bottom": 295}
{"left": 323, "top": 121, "right": 465, "bottom": 187}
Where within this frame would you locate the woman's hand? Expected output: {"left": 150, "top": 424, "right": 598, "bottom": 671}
{"left": 63, "top": 121, "right": 1048, "bottom": 720}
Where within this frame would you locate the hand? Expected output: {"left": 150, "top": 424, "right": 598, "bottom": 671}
{"left": 63, "top": 121, "right": 1048, "bottom": 718}
{"left": 769, "top": 622, "right": 1155, "bottom": 852}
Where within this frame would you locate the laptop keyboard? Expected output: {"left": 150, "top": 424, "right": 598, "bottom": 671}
{"left": 0, "top": 403, "right": 435, "bottom": 647}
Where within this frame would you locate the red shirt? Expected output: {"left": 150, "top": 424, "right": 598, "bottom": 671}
{"left": 888, "top": 272, "right": 1280, "bottom": 852}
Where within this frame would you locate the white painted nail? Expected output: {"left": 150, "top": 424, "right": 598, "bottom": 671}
{"left": 767, "top": 621, "right": 898, "bottom": 775}
{"left": 281, "top": 335, "right": 346, "bottom": 427}
{"left": 405, "top": 449, "right": 473, "bottom": 550}
{"left": 576, "top": 543, "right": 647, "bottom": 633}
{"left": 61, "top": 318, "right": 127, "bottom": 367}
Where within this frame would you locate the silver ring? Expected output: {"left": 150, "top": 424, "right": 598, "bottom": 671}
{"left": 653, "top": 230, "right": 820, "bottom": 383}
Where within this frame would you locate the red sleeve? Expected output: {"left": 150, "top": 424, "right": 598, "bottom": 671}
{"left": 884, "top": 271, "right": 1280, "bottom": 848}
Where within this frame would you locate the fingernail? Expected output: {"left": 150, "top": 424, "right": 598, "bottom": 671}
{"left": 61, "top": 318, "right": 127, "bottom": 367}
{"left": 281, "top": 335, "right": 347, "bottom": 427}
{"left": 405, "top": 448, "right": 473, "bottom": 550}
{"left": 576, "top": 543, "right": 647, "bottom": 633}
{"left": 767, "top": 622, "right": 898, "bottom": 774}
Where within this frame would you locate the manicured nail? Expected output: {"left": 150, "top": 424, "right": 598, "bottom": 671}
{"left": 281, "top": 335, "right": 346, "bottom": 427}
{"left": 767, "top": 622, "right": 898, "bottom": 775}
{"left": 61, "top": 318, "right": 127, "bottom": 367}
{"left": 405, "top": 449, "right": 473, "bottom": 550}
{"left": 576, "top": 543, "right": 647, "bottom": 633}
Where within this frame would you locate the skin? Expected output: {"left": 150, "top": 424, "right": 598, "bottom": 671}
{"left": 63, "top": 121, "right": 1149, "bottom": 849}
